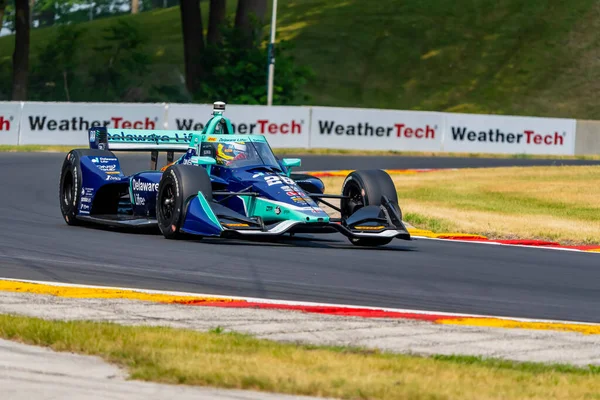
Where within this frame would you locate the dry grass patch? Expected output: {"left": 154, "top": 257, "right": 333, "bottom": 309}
{"left": 0, "top": 145, "right": 78, "bottom": 153}
{"left": 1, "top": 314, "right": 600, "bottom": 400}
{"left": 322, "top": 166, "right": 600, "bottom": 244}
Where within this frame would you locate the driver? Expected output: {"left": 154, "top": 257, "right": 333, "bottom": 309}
{"left": 216, "top": 142, "right": 249, "bottom": 165}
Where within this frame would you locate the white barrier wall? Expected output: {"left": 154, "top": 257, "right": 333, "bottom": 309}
{"left": 443, "top": 113, "right": 576, "bottom": 155}
{"left": 0, "top": 102, "right": 22, "bottom": 145}
{"left": 167, "top": 103, "right": 311, "bottom": 148}
{"left": 19, "top": 102, "right": 167, "bottom": 145}
{"left": 0, "top": 101, "right": 584, "bottom": 156}
{"left": 310, "top": 106, "right": 443, "bottom": 151}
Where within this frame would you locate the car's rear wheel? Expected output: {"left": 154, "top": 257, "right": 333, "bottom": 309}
{"left": 157, "top": 164, "right": 213, "bottom": 239}
{"left": 59, "top": 149, "right": 115, "bottom": 226}
{"left": 340, "top": 169, "right": 400, "bottom": 247}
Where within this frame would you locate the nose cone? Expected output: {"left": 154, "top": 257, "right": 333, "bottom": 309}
{"left": 247, "top": 171, "right": 329, "bottom": 222}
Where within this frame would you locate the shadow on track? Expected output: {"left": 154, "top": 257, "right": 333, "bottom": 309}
{"left": 198, "top": 236, "right": 417, "bottom": 252}
{"left": 71, "top": 224, "right": 416, "bottom": 252}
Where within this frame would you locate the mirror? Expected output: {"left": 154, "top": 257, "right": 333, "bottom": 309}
{"left": 191, "top": 156, "right": 216, "bottom": 166}
{"left": 282, "top": 158, "right": 301, "bottom": 168}
{"left": 281, "top": 158, "right": 301, "bottom": 177}
{"left": 190, "top": 156, "right": 216, "bottom": 175}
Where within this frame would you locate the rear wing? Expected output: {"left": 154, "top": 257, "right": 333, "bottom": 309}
{"left": 88, "top": 127, "right": 196, "bottom": 152}
{"left": 87, "top": 101, "right": 238, "bottom": 170}
{"left": 88, "top": 100, "right": 234, "bottom": 151}
{"left": 89, "top": 127, "right": 200, "bottom": 170}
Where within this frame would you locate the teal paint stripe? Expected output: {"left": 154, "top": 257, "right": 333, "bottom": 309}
{"left": 251, "top": 197, "right": 330, "bottom": 223}
{"left": 196, "top": 192, "right": 223, "bottom": 230}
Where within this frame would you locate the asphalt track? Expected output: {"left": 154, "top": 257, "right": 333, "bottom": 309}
{"left": 1, "top": 152, "right": 599, "bottom": 323}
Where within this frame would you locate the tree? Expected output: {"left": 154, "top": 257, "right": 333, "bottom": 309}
{"left": 30, "top": 24, "right": 85, "bottom": 101}
{"left": 207, "top": 0, "right": 225, "bottom": 46}
{"left": 195, "top": 23, "right": 312, "bottom": 105}
{"left": 234, "top": 0, "right": 266, "bottom": 48}
{"left": 28, "top": 0, "right": 33, "bottom": 26}
{"left": 179, "top": 0, "right": 205, "bottom": 94}
{"left": 131, "top": 0, "right": 139, "bottom": 13}
{"left": 38, "top": 5, "right": 55, "bottom": 27}
{"left": 34, "top": 0, "right": 57, "bottom": 27}
{"left": 12, "top": 0, "right": 30, "bottom": 100}
{"left": 0, "top": 0, "right": 6, "bottom": 33}
{"left": 89, "top": 20, "right": 151, "bottom": 101}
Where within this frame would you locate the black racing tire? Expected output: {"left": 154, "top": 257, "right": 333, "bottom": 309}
{"left": 340, "top": 169, "right": 400, "bottom": 247}
{"left": 59, "top": 148, "right": 115, "bottom": 226}
{"left": 156, "top": 164, "right": 213, "bottom": 239}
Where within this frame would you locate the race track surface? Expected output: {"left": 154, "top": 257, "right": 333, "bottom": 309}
{"left": 1, "top": 152, "right": 599, "bottom": 323}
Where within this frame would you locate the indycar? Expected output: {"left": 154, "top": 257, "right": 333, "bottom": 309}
{"left": 59, "top": 101, "right": 411, "bottom": 246}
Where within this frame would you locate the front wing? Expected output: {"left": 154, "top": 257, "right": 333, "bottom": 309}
{"left": 180, "top": 192, "right": 411, "bottom": 241}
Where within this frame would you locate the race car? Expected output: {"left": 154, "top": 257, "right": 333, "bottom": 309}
{"left": 59, "top": 101, "right": 411, "bottom": 246}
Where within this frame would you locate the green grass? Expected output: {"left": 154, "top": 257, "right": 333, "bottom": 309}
{"left": 431, "top": 354, "right": 600, "bottom": 375}
{"left": 403, "top": 212, "right": 457, "bottom": 232}
{"left": 1, "top": 313, "right": 600, "bottom": 400}
{"left": 1, "top": 0, "right": 599, "bottom": 118}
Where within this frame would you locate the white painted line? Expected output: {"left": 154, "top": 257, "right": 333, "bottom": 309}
{"left": 298, "top": 168, "right": 458, "bottom": 174}
{"left": 411, "top": 236, "right": 599, "bottom": 254}
{"left": 1, "top": 277, "right": 598, "bottom": 327}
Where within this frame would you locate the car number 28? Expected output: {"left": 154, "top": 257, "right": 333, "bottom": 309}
{"left": 264, "top": 175, "right": 295, "bottom": 187}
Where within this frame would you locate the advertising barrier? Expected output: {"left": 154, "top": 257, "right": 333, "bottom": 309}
{"left": 0, "top": 102, "right": 22, "bottom": 145}
{"left": 310, "top": 106, "right": 444, "bottom": 152}
{"left": 167, "top": 103, "right": 311, "bottom": 148}
{"left": 443, "top": 113, "right": 576, "bottom": 155}
{"left": 19, "top": 102, "right": 167, "bottom": 145}
{"left": 0, "top": 101, "right": 585, "bottom": 156}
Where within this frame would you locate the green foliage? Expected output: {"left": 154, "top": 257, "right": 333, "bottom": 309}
{"left": 1, "top": 0, "right": 14, "bottom": 33}
{"left": 1, "top": 0, "right": 599, "bottom": 114}
{"left": 29, "top": 24, "right": 86, "bottom": 101}
{"left": 197, "top": 19, "right": 313, "bottom": 105}
{"left": 41, "top": 0, "right": 130, "bottom": 26}
{"left": 0, "top": 66, "right": 10, "bottom": 100}
{"left": 88, "top": 19, "right": 152, "bottom": 102}
{"left": 0, "top": 53, "right": 10, "bottom": 100}
{"left": 27, "top": 19, "right": 158, "bottom": 102}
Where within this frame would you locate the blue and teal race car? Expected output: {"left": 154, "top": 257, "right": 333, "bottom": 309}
{"left": 59, "top": 102, "right": 411, "bottom": 247}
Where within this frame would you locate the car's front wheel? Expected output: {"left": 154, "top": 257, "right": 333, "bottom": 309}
{"left": 340, "top": 169, "right": 400, "bottom": 247}
{"left": 156, "top": 164, "right": 213, "bottom": 239}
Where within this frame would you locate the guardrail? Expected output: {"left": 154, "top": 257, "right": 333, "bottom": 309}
{"left": 1, "top": 101, "right": 596, "bottom": 155}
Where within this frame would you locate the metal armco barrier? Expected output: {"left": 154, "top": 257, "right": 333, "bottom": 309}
{"left": 1, "top": 101, "right": 595, "bottom": 155}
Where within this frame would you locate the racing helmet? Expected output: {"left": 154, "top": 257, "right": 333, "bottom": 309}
{"left": 216, "top": 142, "right": 248, "bottom": 165}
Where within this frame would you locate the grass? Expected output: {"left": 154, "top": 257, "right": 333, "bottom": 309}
{"left": 1, "top": 313, "right": 600, "bottom": 400}
{"left": 322, "top": 165, "right": 600, "bottom": 244}
{"left": 1, "top": 1, "right": 600, "bottom": 118}
{"left": 0, "top": 145, "right": 81, "bottom": 152}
